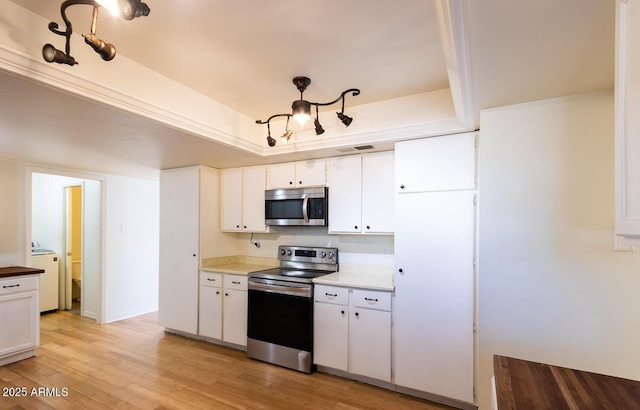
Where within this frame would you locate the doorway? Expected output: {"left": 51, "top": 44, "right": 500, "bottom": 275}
{"left": 65, "top": 185, "right": 83, "bottom": 314}
{"left": 30, "top": 171, "right": 102, "bottom": 322}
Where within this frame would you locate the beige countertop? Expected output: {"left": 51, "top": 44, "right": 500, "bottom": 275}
{"left": 200, "top": 263, "right": 274, "bottom": 275}
{"left": 314, "top": 266, "right": 394, "bottom": 291}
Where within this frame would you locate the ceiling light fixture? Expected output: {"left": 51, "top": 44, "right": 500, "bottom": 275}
{"left": 42, "top": 0, "right": 150, "bottom": 66}
{"left": 256, "top": 76, "right": 360, "bottom": 146}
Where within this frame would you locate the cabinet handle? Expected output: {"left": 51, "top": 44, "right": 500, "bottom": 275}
{"left": 232, "top": 281, "right": 241, "bottom": 285}
{"left": 289, "top": 181, "right": 293, "bottom": 185}
{"left": 354, "top": 225, "right": 358, "bottom": 230}
{"left": 2, "top": 284, "right": 20, "bottom": 288}
{"left": 298, "top": 180, "right": 302, "bottom": 185}
{"left": 225, "top": 293, "right": 229, "bottom": 296}
{"left": 236, "top": 225, "right": 240, "bottom": 228}
{"left": 355, "top": 312, "right": 359, "bottom": 317}
{"left": 216, "top": 291, "right": 220, "bottom": 295}
{"left": 193, "top": 254, "right": 196, "bottom": 257}
{"left": 325, "top": 292, "right": 337, "bottom": 299}
{"left": 341, "top": 310, "right": 345, "bottom": 315}
{"left": 207, "top": 278, "right": 216, "bottom": 282}
{"left": 400, "top": 184, "right": 405, "bottom": 189}
{"left": 364, "top": 297, "right": 379, "bottom": 303}
{"left": 398, "top": 268, "right": 403, "bottom": 273}
{"left": 243, "top": 226, "right": 247, "bottom": 229}
{"left": 366, "top": 225, "right": 370, "bottom": 230}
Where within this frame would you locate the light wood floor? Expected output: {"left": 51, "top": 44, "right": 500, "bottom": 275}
{"left": 0, "top": 311, "right": 456, "bottom": 410}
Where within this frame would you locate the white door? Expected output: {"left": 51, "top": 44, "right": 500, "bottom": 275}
{"left": 362, "top": 151, "right": 395, "bottom": 234}
{"left": 327, "top": 155, "right": 362, "bottom": 233}
{"left": 349, "top": 307, "right": 391, "bottom": 381}
{"left": 159, "top": 168, "right": 200, "bottom": 334}
{"left": 394, "top": 191, "right": 475, "bottom": 403}
{"left": 223, "top": 289, "right": 248, "bottom": 346}
{"left": 314, "top": 302, "right": 349, "bottom": 371}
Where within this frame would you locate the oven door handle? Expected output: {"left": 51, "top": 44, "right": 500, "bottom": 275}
{"left": 248, "top": 278, "right": 312, "bottom": 298}
{"left": 302, "top": 194, "right": 309, "bottom": 223}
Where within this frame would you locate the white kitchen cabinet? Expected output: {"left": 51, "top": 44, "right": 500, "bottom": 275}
{"left": 267, "top": 159, "right": 326, "bottom": 189}
{"left": 327, "top": 152, "right": 394, "bottom": 234}
{"left": 394, "top": 190, "right": 475, "bottom": 403}
{"left": 198, "top": 272, "right": 248, "bottom": 347}
{"left": 615, "top": 0, "right": 640, "bottom": 246}
{"left": 220, "top": 166, "right": 268, "bottom": 232}
{"left": 327, "top": 155, "right": 362, "bottom": 233}
{"left": 395, "top": 133, "right": 476, "bottom": 193}
{"left": 0, "top": 274, "right": 39, "bottom": 366}
{"left": 222, "top": 274, "right": 248, "bottom": 346}
{"left": 349, "top": 289, "right": 392, "bottom": 382}
{"left": 362, "top": 151, "right": 395, "bottom": 234}
{"left": 159, "top": 167, "right": 201, "bottom": 334}
{"left": 198, "top": 272, "right": 222, "bottom": 339}
{"left": 314, "top": 284, "right": 391, "bottom": 382}
{"left": 314, "top": 285, "right": 349, "bottom": 371}
{"left": 159, "top": 166, "right": 218, "bottom": 335}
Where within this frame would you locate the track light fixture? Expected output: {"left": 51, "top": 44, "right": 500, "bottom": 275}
{"left": 256, "top": 76, "right": 360, "bottom": 146}
{"left": 42, "top": 0, "right": 150, "bottom": 66}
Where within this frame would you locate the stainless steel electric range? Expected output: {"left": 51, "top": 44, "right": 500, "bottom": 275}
{"left": 246, "top": 245, "right": 338, "bottom": 373}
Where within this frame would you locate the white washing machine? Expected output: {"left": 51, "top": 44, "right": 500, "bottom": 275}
{"left": 31, "top": 249, "right": 59, "bottom": 312}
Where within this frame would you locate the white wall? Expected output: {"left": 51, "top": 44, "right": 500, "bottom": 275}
{"left": 0, "top": 160, "right": 24, "bottom": 266}
{"left": 477, "top": 90, "right": 640, "bottom": 409}
{"left": 104, "top": 175, "right": 159, "bottom": 323}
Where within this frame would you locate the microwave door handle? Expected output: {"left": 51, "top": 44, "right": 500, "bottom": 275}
{"left": 302, "top": 194, "right": 309, "bottom": 223}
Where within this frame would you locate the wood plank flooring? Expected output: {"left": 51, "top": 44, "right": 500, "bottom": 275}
{"left": 0, "top": 311, "right": 456, "bottom": 410}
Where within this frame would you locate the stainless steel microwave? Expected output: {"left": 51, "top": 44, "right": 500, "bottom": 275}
{"left": 265, "top": 187, "right": 328, "bottom": 226}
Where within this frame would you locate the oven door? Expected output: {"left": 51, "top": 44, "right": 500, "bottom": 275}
{"left": 247, "top": 278, "right": 315, "bottom": 372}
{"left": 264, "top": 187, "right": 328, "bottom": 226}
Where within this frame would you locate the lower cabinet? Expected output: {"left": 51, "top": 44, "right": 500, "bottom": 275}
{"left": 198, "top": 272, "right": 248, "bottom": 347}
{"left": 314, "top": 284, "right": 392, "bottom": 382}
{"left": 0, "top": 275, "right": 40, "bottom": 366}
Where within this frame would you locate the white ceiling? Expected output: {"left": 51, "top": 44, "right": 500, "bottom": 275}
{"left": 1, "top": 0, "right": 615, "bottom": 178}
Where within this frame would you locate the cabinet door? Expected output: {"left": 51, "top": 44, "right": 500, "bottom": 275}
{"left": 362, "top": 151, "right": 394, "bottom": 234}
{"left": 296, "top": 159, "right": 326, "bottom": 187}
{"left": 0, "top": 290, "right": 39, "bottom": 357}
{"left": 394, "top": 191, "right": 475, "bottom": 403}
{"left": 159, "top": 168, "right": 200, "bottom": 334}
{"left": 220, "top": 168, "right": 243, "bottom": 231}
{"left": 242, "top": 167, "right": 267, "bottom": 232}
{"left": 198, "top": 285, "right": 222, "bottom": 339}
{"left": 395, "top": 134, "right": 476, "bottom": 193}
{"left": 349, "top": 307, "right": 391, "bottom": 382}
{"left": 223, "top": 289, "right": 248, "bottom": 346}
{"left": 314, "top": 302, "right": 348, "bottom": 371}
{"left": 327, "top": 155, "right": 362, "bottom": 233}
{"left": 267, "top": 163, "right": 296, "bottom": 189}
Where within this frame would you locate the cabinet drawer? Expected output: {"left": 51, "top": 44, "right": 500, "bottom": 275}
{"left": 351, "top": 289, "right": 391, "bottom": 311}
{"left": 0, "top": 276, "right": 38, "bottom": 296}
{"left": 224, "top": 275, "right": 247, "bottom": 290}
{"left": 200, "top": 272, "right": 222, "bottom": 287}
{"left": 314, "top": 285, "right": 349, "bottom": 305}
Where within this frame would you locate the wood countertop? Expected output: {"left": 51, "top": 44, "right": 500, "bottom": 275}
{"left": 493, "top": 355, "right": 640, "bottom": 409}
{"left": 0, "top": 266, "right": 44, "bottom": 278}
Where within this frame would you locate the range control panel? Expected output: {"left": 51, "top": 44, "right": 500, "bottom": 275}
{"left": 277, "top": 245, "right": 338, "bottom": 265}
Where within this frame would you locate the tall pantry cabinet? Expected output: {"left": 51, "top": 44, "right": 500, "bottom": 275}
{"left": 394, "top": 133, "right": 477, "bottom": 404}
{"left": 159, "top": 166, "right": 218, "bottom": 334}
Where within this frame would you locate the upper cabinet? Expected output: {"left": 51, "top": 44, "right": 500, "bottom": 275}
{"left": 267, "top": 159, "right": 326, "bottom": 189}
{"left": 327, "top": 152, "right": 394, "bottom": 235}
{"left": 395, "top": 133, "right": 476, "bottom": 193}
{"left": 615, "top": 0, "right": 640, "bottom": 247}
{"left": 220, "top": 166, "right": 268, "bottom": 232}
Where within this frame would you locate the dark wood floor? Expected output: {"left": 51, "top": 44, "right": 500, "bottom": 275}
{"left": 0, "top": 311, "right": 455, "bottom": 410}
